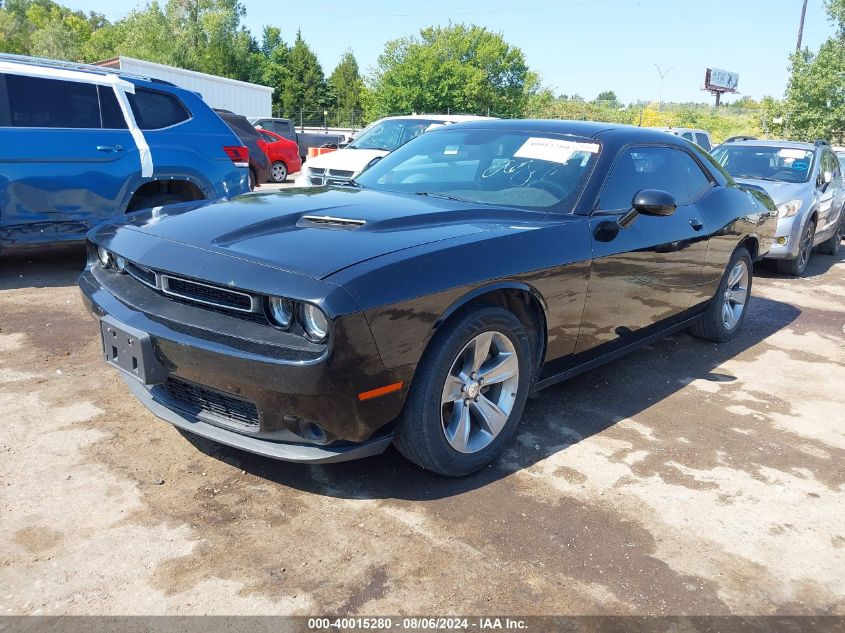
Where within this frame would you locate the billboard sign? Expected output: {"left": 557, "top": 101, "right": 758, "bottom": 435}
{"left": 705, "top": 68, "right": 739, "bottom": 92}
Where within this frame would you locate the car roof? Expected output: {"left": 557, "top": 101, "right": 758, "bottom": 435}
{"left": 441, "top": 118, "right": 695, "bottom": 143}
{"left": 376, "top": 114, "right": 497, "bottom": 123}
{"left": 719, "top": 139, "right": 822, "bottom": 152}
{"left": 0, "top": 52, "right": 176, "bottom": 87}
{"left": 653, "top": 127, "right": 709, "bottom": 135}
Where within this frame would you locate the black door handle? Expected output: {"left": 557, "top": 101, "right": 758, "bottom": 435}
{"left": 690, "top": 218, "right": 704, "bottom": 231}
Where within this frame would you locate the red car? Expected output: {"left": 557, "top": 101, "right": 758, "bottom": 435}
{"left": 256, "top": 128, "right": 303, "bottom": 183}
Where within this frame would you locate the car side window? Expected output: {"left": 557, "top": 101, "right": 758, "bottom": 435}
{"left": 0, "top": 74, "right": 10, "bottom": 126}
{"left": 5, "top": 74, "right": 100, "bottom": 128}
{"left": 598, "top": 146, "right": 712, "bottom": 211}
{"left": 126, "top": 87, "right": 190, "bottom": 130}
{"left": 695, "top": 133, "right": 711, "bottom": 151}
{"left": 681, "top": 132, "right": 694, "bottom": 141}
{"left": 98, "top": 86, "right": 128, "bottom": 130}
{"left": 817, "top": 151, "right": 829, "bottom": 188}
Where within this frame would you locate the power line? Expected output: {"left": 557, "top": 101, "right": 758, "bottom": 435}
{"left": 365, "top": 0, "right": 629, "bottom": 18}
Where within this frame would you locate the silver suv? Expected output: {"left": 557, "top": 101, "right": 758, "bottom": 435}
{"left": 712, "top": 140, "right": 844, "bottom": 275}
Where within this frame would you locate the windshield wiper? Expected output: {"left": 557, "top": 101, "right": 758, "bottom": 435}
{"left": 413, "top": 191, "right": 469, "bottom": 202}
{"left": 734, "top": 174, "right": 781, "bottom": 182}
{"left": 335, "top": 178, "right": 364, "bottom": 188}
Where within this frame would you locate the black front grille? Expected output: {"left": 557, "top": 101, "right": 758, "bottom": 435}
{"left": 328, "top": 169, "right": 354, "bottom": 178}
{"left": 309, "top": 167, "right": 326, "bottom": 175}
{"left": 163, "top": 276, "right": 252, "bottom": 311}
{"left": 155, "top": 378, "right": 259, "bottom": 428}
{"left": 125, "top": 261, "right": 156, "bottom": 287}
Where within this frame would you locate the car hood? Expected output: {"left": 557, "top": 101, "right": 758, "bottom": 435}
{"left": 304, "top": 148, "right": 388, "bottom": 173}
{"left": 116, "top": 188, "right": 546, "bottom": 280}
{"left": 733, "top": 178, "right": 809, "bottom": 205}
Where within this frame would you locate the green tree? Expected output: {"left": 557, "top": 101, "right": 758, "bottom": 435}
{"left": 783, "top": 0, "right": 845, "bottom": 141}
{"left": 281, "top": 29, "right": 326, "bottom": 118}
{"left": 327, "top": 49, "right": 363, "bottom": 124}
{"left": 367, "top": 23, "right": 535, "bottom": 119}
{"left": 594, "top": 90, "right": 620, "bottom": 108}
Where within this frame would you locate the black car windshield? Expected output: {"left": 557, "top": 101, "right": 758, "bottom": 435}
{"left": 354, "top": 128, "right": 600, "bottom": 211}
{"left": 711, "top": 145, "right": 815, "bottom": 183}
{"left": 348, "top": 118, "right": 440, "bottom": 151}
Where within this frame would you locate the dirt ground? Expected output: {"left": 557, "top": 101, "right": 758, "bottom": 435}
{"left": 1, "top": 239, "right": 844, "bottom": 616}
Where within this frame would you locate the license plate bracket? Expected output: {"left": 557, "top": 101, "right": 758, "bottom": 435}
{"left": 101, "top": 317, "right": 167, "bottom": 385}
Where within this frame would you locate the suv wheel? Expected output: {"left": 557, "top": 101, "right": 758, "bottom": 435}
{"left": 394, "top": 307, "right": 532, "bottom": 476}
{"left": 818, "top": 219, "right": 841, "bottom": 255}
{"left": 777, "top": 219, "right": 815, "bottom": 276}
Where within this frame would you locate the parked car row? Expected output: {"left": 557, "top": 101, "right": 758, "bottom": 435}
{"left": 3, "top": 54, "right": 844, "bottom": 477}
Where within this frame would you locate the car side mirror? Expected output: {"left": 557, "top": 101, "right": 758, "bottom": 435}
{"left": 618, "top": 189, "right": 678, "bottom": 229}
{"left": 824, "top": 170, "right": 833, "bottom": 184}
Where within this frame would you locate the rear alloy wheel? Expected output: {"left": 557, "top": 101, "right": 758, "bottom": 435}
{"left": 270, "top": 161, "right": 288, "bottom": 183}
{"left": 394, "top": 306, "right": 532, "bottom": 476}
{"left": 691, "top": 246, "right": 752, "bottom": 342}
{"left": 777, "top": 219, "right": 815, "bottom": 276}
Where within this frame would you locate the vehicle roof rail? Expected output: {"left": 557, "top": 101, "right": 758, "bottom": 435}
{"left": 0, "top": 53, "right": 175, "bottom": 86}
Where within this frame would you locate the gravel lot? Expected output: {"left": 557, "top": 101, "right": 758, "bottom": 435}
{"left": 1, "top": 225, "right": 844, "bottom": 615}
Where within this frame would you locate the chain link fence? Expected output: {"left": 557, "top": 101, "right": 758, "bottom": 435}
{"left": 274, "top": 103, "right": 774, "bottom": 144}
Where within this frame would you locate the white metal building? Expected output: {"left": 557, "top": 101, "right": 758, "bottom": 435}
{"left": 96, "top": 56, "right": 273, "bottom": 117}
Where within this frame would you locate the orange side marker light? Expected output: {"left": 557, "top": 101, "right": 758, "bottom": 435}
{"left": 358, "top": 381, "right": 404, "bottom": 401}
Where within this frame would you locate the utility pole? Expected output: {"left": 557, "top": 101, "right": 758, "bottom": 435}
{"left": 655, "top": 64, "right": 672, "bottom": 111}
{"left": 797, "top": 0, "right": 809, "bottom": 51}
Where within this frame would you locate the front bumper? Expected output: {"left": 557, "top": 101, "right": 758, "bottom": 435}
{"left": 123, "top": 376, "right": 393, "bottom": 463}
{"left": 765, "top": 214, "right": 803, "bottom": 260}
{"left": 79, "top": 265, "right": 410, "bottom": 463}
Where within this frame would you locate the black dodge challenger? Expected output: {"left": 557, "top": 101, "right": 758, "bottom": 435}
{"left": 80, "top": 120, "right": 777, "bottom": 476}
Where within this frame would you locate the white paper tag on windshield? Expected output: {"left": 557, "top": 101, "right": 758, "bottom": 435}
{"left": 514, "top": 138, "right": 599, "bottom": 164}
{"left": 778, "top": 148, "right": 807, "bottom": 159}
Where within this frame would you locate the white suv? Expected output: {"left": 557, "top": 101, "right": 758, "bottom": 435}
{"left": 295, "top": 114, "right": 494, "bottom": 187}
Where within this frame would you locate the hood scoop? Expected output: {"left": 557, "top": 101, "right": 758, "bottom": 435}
{"left": 299, "top": 214, "right": 366, "bottom": 229}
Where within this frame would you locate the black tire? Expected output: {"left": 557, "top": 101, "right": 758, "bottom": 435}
{"left": 394, "top": 306, "right": 533, "bottom": 477}
{"left": 818, "top": 219, "right": 841, "bottom": 255}
{"left": 691, "top": 246, "right": 753, "bottom": 342}
{"left": 270, "top": 161, "right": 288, "bottom": 183}
{"left": 127, "top": 193, "right": 184, "bottom": 213}
{"left": 249, "top": 169, "right": 256, "bottom": 191}
{"left": 776, "top": 219, "right": 815, "bottom": 276}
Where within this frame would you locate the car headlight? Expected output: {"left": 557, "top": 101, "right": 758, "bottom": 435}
{"left": 114, "top": 255, "right": 126, "bottom": 273}
{"left": 777, "top": 199, "right": 802, "bottom": 218}
{"left": 301, "top": 303, "right": 329, "bottom": 341}
{"left": 97, "top": 246, "right": 112, "bottom": 269}
{"left": 267, "top": 296, "right": 294, "bottom": 329}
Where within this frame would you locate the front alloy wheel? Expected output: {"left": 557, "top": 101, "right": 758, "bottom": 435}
{"left": 440, "top": 331, "right": 520, "bottom": 454}
{"left": 394, "top": 306, "right": 532, "bottom": 476}
{"left": 777, "top": 220, "right": 815, "bottom": 276}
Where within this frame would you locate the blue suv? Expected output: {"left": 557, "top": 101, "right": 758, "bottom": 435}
{"left": 0, "top": 54, "right": 251, "bottom": 252}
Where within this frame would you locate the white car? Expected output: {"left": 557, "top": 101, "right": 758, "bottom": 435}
{"left": 653, "top": 127, "right": 714, "bottom": 152}
{"left": 295, "top": 114, "right": 494, "bottom": 187}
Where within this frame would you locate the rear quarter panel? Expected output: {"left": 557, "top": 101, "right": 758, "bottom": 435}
{"left": 696, "top": 184, "right": 777, "bottom": 306}
{"left": 139, "top": 86, "right": 250, "bottom": 200}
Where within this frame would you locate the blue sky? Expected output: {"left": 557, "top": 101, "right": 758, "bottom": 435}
{"left": 69, "top": 0, "right": 834, "bottom": 104}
